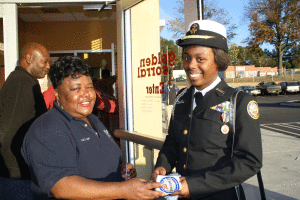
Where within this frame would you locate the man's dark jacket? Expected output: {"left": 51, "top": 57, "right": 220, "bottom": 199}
{"left": 0, "top": 66, "right": 47, "bottom": 179}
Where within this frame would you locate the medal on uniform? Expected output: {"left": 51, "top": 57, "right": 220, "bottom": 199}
{"left": 211, "top": 101, "right": 231, "bottom": 134}
{"left": 221, "top": 124, "right": 229, "bottom": 134}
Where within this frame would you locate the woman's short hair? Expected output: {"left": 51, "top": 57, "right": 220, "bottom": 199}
{"left": 212, "top": 48, "right": 230, "bottom": 72}
{"left": 49, "top": 56, "right": 92, "bottom": 89}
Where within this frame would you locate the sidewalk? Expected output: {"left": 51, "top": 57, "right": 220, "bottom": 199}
{"left": 244, "top": 129, "right": 300, "bottom": 200}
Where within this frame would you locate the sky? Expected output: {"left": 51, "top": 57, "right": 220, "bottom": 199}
{"left": 159, "top": 0, "right": 273, "bottom": 51}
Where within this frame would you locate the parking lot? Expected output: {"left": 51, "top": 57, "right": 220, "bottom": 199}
{"left": 244, "top": 128, "right": 300, "bottom": 200}
{"left": 261, "top": 122, "right": 300, "bottom": 138}
{"left": 243, "top": 93, "right": 300, "bottom": 200}
{"left": 256, "top": 93, "right": 300, "bottom": 124}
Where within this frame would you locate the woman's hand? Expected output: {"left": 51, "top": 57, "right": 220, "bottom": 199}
{"left": 120, "top": 163, "right": 137, "bottom": 181}
{"left": 121, "top": 178, "right": 165, "bottom": 199}
{"left": 170, "top": 177, "right": 191, "bottom": 199}
{"left": 150, "top": 167, "right": 167, "bottom": 182}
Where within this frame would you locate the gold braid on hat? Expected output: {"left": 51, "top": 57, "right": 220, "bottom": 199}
{"left": 181, "top": 35, "right": 215, "bottom": 40}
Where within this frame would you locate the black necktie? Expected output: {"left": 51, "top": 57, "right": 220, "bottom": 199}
{"left": 194, "top": 92, "right": 203, "bottom": 106}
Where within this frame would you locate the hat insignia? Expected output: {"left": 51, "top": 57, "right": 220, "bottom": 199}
{"left": 189, "top": 23, "right": 200, "bottom": 35}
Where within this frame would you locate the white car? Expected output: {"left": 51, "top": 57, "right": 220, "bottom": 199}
{"left": 279, "top": 82, "right": 300, "bottom": 94}
{"left": 237, "top": 86, "right": 261, "bottom": 96}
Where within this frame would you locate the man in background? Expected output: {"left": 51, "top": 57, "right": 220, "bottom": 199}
{"left": 162, "top": 76, "right": 179, "bottom": 127}
{"left": 0, "top": 43, "right": 50, "bottom": 199}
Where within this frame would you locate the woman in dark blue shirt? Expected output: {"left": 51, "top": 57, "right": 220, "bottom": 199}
{"left": 22, "top": 56, "right": 165, "bottom": 200}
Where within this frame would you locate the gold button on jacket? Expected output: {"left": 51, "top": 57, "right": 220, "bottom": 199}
{"left": 183, "top": 129, "right": 188, "bottom": 135}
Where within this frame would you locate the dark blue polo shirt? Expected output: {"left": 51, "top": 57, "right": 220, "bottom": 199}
{"left": 21, "top": 102, "right": 122, "bottom": 199}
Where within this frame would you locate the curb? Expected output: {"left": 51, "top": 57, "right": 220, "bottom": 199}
{"left": 280, "top": 100, "right": 300, "bottom": 107}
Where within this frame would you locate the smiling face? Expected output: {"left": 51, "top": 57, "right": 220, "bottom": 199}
{"left": 55, "top": 74, "right": 96, "bottom": 120}
{"left": 183, "top": 45, "right": 219, "bottom": 91}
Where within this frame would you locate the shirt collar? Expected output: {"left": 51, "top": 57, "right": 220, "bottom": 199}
{"left": 52, "top": 101, "right": 93, "bottom": 123}
{"left": 194, "top": 76, "right": 221, "bottom": 97}
{"left": 16, "top": 66, "right": 39, "bottom": 84}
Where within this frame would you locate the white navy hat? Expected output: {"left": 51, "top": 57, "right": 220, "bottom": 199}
{"left": 176, "top": 20, "right": 228, "bottom": 53}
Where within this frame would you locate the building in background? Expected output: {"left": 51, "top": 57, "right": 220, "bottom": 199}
{"left": 225, "top": 65, "right": 278, "bottom": 78}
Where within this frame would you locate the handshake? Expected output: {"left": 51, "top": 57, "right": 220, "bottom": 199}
{"left": 120, "top": 164, "right": 189, "bottom": 199}
{"left": 151, "top": 167, "right": 190, "bottom": 199}
{"left": 121, "top": 164, "right": 181, "bottom": 194}
{"left": 155, "top": 174, "right": 182, "bottom": 195}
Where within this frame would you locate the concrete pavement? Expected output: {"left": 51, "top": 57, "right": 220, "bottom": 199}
{"left": 244, "top": 128, "right": 300, "bottom": 200}
{"left": 280, "top": 100, "right": 300, "bottom": 107}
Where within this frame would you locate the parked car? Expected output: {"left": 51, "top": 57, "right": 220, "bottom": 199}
{"left": 297, "top": 81, "right": 300, "bottom": 93}
{"left": 279, "top": 82, "right": 300, "bottom": 94}
{"left": 175, "top": 77, "right": 186, "bottom": 82}
{"left": 237, "top": 85, "right": 261, "bottom": 96}
{"left": 257, "top": 82, "right": 281, "bottom": 96}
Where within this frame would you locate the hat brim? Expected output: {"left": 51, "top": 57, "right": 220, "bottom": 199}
{"left": 176, "top": 30, "right": 228, "bottom": 53}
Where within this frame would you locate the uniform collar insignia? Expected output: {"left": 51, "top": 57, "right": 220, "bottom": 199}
{"left": 216, "top": 88, "right": 225, "bottom": 94}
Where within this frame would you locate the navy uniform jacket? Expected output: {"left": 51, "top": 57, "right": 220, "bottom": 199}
{"left": 155, "top": 80, "right": 262, "bottom": 199}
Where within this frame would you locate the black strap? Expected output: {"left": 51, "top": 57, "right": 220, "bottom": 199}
{"left": 257, "top": 171, "right": 267, "bottom": 200}
{"left": 229, "top": 89, "right": 266, "bottom": 200}
{"left": 229, "top": 90, "right": 241, "bottom": 200}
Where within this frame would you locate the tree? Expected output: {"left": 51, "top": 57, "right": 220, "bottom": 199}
{"left": 167, "top": 0, "right": 185, "bottom": 40}
{"left": 160, "top": 37, "right": 183, "bottom": 80}
{"left": 284, "top": 46, "right": 300, "bottom": 68}
{"left": 245, "top": 0, "right": 300, "bottom": 73}
{"left": 228, "top": 44, "right": 277, "bottom": 67}
{"left": 167, "top": 0, "right": 237, "bottom": 40}
{"left": 291, "top": 48, "right": 300, "bottom": 68}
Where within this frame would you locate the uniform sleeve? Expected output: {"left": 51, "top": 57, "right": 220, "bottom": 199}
{"left": 186, "top": 94, "right": 263, "bottom": 199}
{"left": 155, "top": 110, "right": 179, "bottom": 173}
{"left": 21, "top": 118, "right": 78, "bottom": 197}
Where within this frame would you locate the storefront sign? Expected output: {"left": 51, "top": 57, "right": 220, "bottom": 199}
{"left": 138, "top": 52, "right": 176, "bottom": 94}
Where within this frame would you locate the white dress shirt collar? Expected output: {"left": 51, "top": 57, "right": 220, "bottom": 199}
{"left": 193, "top": 76, "right": 221, "bottom": 110}
{"left": 194, "top": 76, "right": 221, "bottom": 96}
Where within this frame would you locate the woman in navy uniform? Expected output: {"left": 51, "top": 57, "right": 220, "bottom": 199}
{"left": 151, "top": 20, "right": 262, "bottom": 200}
